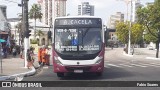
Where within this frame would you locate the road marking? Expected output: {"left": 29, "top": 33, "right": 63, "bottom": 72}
{"left": 132, "top": 63, "right": 160, "bottom": 67}
{"left": 107, "top": 64, "right": 121, "bottom": 67}
{"left": 119, "top": 63, "right": 133, "bottom": 67}
{"left": 130, "top": 63, "right": 147, "bottom": 67}
{"left": 150, "top": 63, "right": 160, "bottom": 66}
{"left": 146, "top": 63, "right": 160, "bottom": 67}
{"left": 136, "top": 63, "right": 158, "bottom": 67}
{"left": 146, "top": 57, "right": 160, "bottom": 60}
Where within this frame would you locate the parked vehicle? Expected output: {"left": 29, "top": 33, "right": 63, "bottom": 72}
{"left": 148, "top": 46, "right": 154, "bottom": 50}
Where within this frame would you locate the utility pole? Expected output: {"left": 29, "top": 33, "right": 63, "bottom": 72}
{"left": 0, "top": 33, "right": 2, "bottom": 73}
{"left": 117, "top": 0, "right": 132, "bottom": 55}
{"left": 128, "top": 0, "right": 133, "bottom": 55}
{"left": 23, "top": 0, "right": 29, "bottom": 68}
{"left": 18, "top": 0, "right": 24, "bottom": 46}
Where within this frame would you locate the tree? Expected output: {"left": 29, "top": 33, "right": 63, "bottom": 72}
{"left": 29, "top": 4, "right": 43, "bottom": 38}
{"left": 116, "top": 22, "right": 129, "bottom": 44}
{"left": 136, "top": 0, "right": 160, "bottom": 58}
{"left": 116, "top": 22, "right": 144, "bottom": 54}
{"left": 35, "top": 29, "right": 44, "bottom": 45}
{"left": 35, "top": 29, "right": 44, "bottom": 37}
{"left": 131, "top": 23, "right": 144, "bottom": 45}
{"left": 15, "top": 22, "right": 24, "bottom": 45}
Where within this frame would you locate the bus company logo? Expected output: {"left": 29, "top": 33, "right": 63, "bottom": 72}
{"left": 77, "top": 62, "right": 80, "bottom": 65}
{"left": 63, "top": 20, "right": 93, "bottom": 25}
{"left": 2, "top": 82, "right": 11, "bottom": 87}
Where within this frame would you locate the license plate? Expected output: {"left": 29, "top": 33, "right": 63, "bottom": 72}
{"left": 74, "top": 70, "right": 83, "bottom": 73}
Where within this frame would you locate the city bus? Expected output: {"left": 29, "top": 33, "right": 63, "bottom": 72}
{"left": 52, "top": 16, "right": 105, "bottom": 77}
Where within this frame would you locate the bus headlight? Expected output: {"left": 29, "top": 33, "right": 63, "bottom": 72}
{"left": 95, "top": 56, "right": 103, "bottom": 64}
{"left": 54, "top": 56, "right": 63, "bottom": 65}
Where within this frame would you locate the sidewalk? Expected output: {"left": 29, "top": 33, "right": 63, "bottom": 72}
{"left": 123, "top": 48, "right": 160, "bottom": 60}
{"left": 0, "top": 54, "right": 39, "bottom": 81}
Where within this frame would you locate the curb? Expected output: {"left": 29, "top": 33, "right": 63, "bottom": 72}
{"left": 146, "top": 57, "right": 160, "bottom": 60}
{"left": 0, "top": 66, "right": 36, "bottom": 81}
{"left": 123, "top": 51, "right": 160, "bottom": 61}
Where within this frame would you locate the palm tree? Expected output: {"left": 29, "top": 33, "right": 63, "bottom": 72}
{"left": 15, "top": 22, "right": 23, "bottom": 45}
{"left": 16, "top": 13, "right": 24, "bottom": 45}
{"left": 35, "top": 29, "right": 44, "bottom": 37}
{"left": 35, "top": 29, "right": 44, "bottom": 45}
{"left": 29, "top": 4, "right": 42, "bottom": 38}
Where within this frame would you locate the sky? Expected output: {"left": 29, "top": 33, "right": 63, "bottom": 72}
{"left": 0, "top": 0, "right": 154, "bottom": 23}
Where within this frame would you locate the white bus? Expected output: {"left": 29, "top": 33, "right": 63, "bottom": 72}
{"left": 52, "top": 16, "right": 105, "bottom": 77}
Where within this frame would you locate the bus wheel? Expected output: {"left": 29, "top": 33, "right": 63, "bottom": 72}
{"left": 57, "top": 73, "right": 64, "bottom": 77}
{"left": 96, "top": 72, "right": 102, "bottom": 76}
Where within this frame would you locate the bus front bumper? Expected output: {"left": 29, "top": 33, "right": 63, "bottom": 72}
{"left": 53, "top": 61, "right": 104, "bottom": 73}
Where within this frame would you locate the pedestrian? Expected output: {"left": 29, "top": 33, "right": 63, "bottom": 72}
{"left": 27, "top": 48, "right": 35, "bottom": 69}
{"left": 38, "top": 47, "right": 42, "bottom": 65}
{"left": 27, "top": 49, "right": 31, "bottom": 69}
{"left": 30, "top": 47, "right": 35, "bottom": 63}
{"left": 3, "top": 46, "right": 7, "bottom": 58}
{"left": 20, "top": 46, "right": 24, "bottom": 59}
{"left": 12, "top": 47, "right": 17, "bottom": 57}
{"left": 41, "top": 45, "right": 46, "bottom": 66}
{"left": 45, "top": 46, "right": 50, "bottom": 66}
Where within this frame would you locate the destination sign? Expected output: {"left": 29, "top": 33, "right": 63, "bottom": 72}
{"left": 55, "top": 18, "right": 102, "bottom": 26}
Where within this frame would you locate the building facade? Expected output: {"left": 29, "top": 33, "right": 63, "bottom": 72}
{"left": 54, "top": 0, "right": 67, "bottom": 17}
{"left": 0, "top": 5, "right": 9, "bottom": 32}
{"left": 132, "top": 0, "right": 143, "bottom": 22}
{"left": 7, "top": 18, "right": 21, "bottom": 45}
{"left": 108, "top": 12, "right": 124, "bottom": 29}
{"left": 8, "top": 18, "right": 50, "bottom": 46}
{"left": 38, "top": 0, "right": 67, "bottom": 26}
{"left": 38, "top": 0, "right": 53, "bottom": 26}
{"left": 0, "top": 5, "right": 7, "bottom": 18}
{"left": 78, "top": 2, "right": 94, "bottom": 16}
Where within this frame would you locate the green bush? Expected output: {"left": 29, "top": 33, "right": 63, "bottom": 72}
{"left": 30, "top": 39, "right": 38, "bottom": 44}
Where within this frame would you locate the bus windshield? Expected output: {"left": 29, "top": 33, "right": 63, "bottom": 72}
{"left": 54, "top": 27, "right": 102, "bottom": 59}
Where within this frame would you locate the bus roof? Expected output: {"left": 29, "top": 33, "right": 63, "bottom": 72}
{"left": 55, "top": 16, "right": 102, "bottom": 19}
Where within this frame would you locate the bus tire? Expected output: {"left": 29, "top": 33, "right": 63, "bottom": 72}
{"left": 57, "top": 73, "right": 64, "bottom": 77}
{"left": 96, "top": 72, "right": 102, "bottom": 76}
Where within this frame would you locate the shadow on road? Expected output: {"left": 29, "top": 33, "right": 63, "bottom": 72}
{"left": 103, "top": 67, "right": 135, "bottom": 80}
{"left": 60, "top": 67, "right": 134, "bottom": 80}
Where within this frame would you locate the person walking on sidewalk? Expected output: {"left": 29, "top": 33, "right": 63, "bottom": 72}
{"left": 12, "top": 46, "right": 17, "bottom": 57}
{"left": 20, "top": 46, "right": 24, "bottom": 59}
{"left": 45, "top": 46, "right": 50, "bottom": 66}
{"left": 27, "top": 48, "right": 34, "bottom": 69}
{"left": 41, "top": 45, "right": 46, "bottom": 66}
{"left": 38, "top": 47, "right": 42, "bottom": 65}
{"left": 3, "top": 46, "right": 7, "bottom": 58}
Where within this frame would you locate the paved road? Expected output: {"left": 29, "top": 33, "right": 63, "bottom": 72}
{"left": 21, "top": 48, "right": 160, "bottom": 89}
{"left": 23, "top": 48, "right": 160, "bottom": 80}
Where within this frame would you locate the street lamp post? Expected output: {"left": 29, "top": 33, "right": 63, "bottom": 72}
{"left": 124, "top": 0, "right": 130, "bottom": 21}
{"left": 23, "top": 0, "right": 29, "bottom": 68}
{"left": 117, "top": 0, "right": 134, "bottom": 55}
{"left": 128, "top": 0, "right": 133, "bottom": 55}
{"left": 0, "top": 32, "right": 2, "bottom": 73}
{"left": 117, "top": 0, "right": 130, "bottom": 21}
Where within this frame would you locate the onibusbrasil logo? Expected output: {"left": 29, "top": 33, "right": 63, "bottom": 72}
{"left": 1, "top": 82, "right": 42, "bottom": 87}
